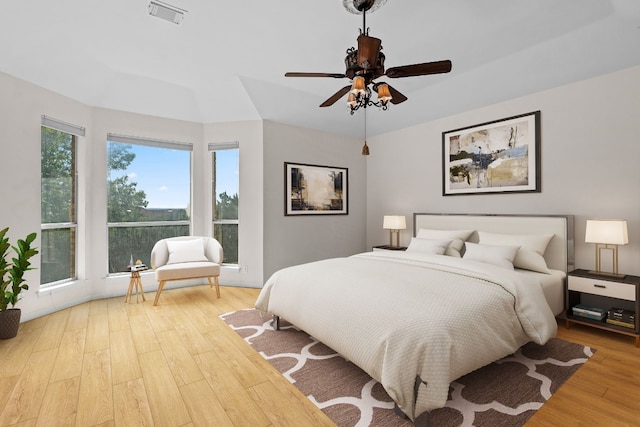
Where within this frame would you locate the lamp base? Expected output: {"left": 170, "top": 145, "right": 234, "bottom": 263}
{"left": 588, "top": 270, "right": 626, "bottom": 279}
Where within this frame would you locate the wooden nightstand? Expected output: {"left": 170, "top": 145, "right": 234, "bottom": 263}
{"left": 372, "top": 245, "right": 407, "bottom": 252}
{"left": 566, "top": 269, "right": 640, "bottom": 347}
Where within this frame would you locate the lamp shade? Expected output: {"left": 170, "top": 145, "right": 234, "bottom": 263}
{"left": 377, "top": 83, "right": 392, "bottom": 104}
{"left": 383, "top": 215, "right": 406, "bottom": 230}
{"left": 350, "top": 76, "right": 366, "bottom": 96}
{"left": 585, "top": 219, "right": 629, "bottom": 245}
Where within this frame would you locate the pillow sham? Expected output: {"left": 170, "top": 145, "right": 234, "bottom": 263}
{"left": 463, "top": 242, "right": 520, "bottom": 270}
{"left": 478, "top": 231, "right": 553, "bottom": 274}
{"left": 416, "top": 228, "right": 474, "bottom": 257}
{"left": 406, "top": 238, "right": 452, "bottom": 255}
{"left": 166, "top": 239, "right": 208, "bottom": 265}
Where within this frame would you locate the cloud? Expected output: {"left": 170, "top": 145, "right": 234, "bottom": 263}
{"left": 128, "top": 172, "right": 137, "bottom": 179}
{"left": 158, "top": 186, "right": 169, "bottom": 191}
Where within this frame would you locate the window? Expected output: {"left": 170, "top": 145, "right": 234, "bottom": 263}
{"left": 107, "top": 134, "right": 192, "bottom": 274}
{"left": 210, "top": 142, "right": 239, "bottom": 264}
{"left": 40, "top": 116, "right": 84, "bottom": 286}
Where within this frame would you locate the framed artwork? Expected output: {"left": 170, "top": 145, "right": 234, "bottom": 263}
{"left": 285, "top": 162, "right": 348, "bottom": 215}
{"left": 442, "top": 111, "right": 541, "bottom": 196}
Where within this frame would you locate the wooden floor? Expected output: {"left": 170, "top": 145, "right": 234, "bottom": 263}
{"left": 0, "top": 285, "right": 639, "bottom": 427}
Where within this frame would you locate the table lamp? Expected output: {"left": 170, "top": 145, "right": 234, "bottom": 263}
{"left": 584, "top": 219, "right": 628, "bottom": 278}
{"left": 383, "top": 215, "right": 406, "bottom": 248}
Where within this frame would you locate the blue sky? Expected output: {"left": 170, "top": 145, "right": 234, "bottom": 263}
{"left": 109, "top": 143, "right": 238, "bottom": 209}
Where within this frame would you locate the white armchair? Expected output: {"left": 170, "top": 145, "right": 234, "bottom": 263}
{"left": 150, "top": 236, "right": 223, "bottom": 306}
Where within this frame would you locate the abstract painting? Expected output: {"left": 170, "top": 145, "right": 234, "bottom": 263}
{"left": 442, "top": 111, "right": 541, "bottom": 195}
{"left": 285, "top": 162, "right": 348, "bottom": 215}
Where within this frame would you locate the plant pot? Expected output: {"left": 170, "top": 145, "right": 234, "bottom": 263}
{"left": 0, "top": 308, "right": 21, "bottom": 339}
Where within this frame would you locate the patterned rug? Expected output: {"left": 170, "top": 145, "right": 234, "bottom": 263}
{"left": 221, "top": 309, "right": 595, "bottom": 427}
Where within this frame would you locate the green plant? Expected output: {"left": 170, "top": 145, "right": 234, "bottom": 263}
{"left": 0, "top": 228, "right": 39, "bottom": 311}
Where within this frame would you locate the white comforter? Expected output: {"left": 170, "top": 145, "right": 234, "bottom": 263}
{"left": 255, "top": 251, "right": 557, "bottom": 420}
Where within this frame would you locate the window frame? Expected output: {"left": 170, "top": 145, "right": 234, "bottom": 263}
{"left": 40, "top": 116, "right": 84, "bottom": 288}
{"left": 209, "top": 141, "right": 239, "bottom": 266}
{"left": 106, "top": 133, "right": 193, "bottom": 275}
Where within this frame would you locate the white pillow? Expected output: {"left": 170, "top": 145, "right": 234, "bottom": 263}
{"left": 478, "top": 231, "right": 553, "bottom": 274}
{"left": 463, "top": 242, "right": 520, "bottom": 270}
{"left": 406, "top": 238, "right": 452, "bottom": 255}
{"left": 166, "top": 239, "right": 208, "bottom": 265}
{"left": 416, "top": 229, "right": 474, "bottom": 257}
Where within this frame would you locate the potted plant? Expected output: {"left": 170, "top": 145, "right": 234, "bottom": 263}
{"left": 0, "top": 227, "right": 38, "bottom": 339}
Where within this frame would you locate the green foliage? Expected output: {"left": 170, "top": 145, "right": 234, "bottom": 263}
{"left": 41, "top": 127, "right": 74, "bottom": 224}
{"left": 0, "top": 228, "right": 39, "bottom": 311}
{"left": 214, "top": 191, "right": 239, "bottom": 264}
{"left": 107, "top": 143, "right": 149, "bottom": 222}
{"left": 215, "top": 191, "right": 238, "bottom": 220}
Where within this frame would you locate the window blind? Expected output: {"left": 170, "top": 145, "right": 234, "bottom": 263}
{"left": 41, "top": 115, "right": 85, "bottom": 137}
{"left": 208, "top": 141, "right": 239, "bottom": 151}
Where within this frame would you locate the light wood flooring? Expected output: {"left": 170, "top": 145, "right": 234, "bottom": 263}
{"left": 0, "top": 285, "right": 638, "bottom": 426}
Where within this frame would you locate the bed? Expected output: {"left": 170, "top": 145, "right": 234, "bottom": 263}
{"left": 255, "top": 213, "right": 574, "bottom": 425}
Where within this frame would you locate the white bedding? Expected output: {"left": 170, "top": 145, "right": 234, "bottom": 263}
{"left": 515, "top": 268, "right": 566, "bottom": 316}
{"left": 255, "top": 250, "right": 558, "bottom": 420}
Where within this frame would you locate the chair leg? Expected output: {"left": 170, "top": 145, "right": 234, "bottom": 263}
{"left": 207, "top": 276, "right": 220, "bottom": 298}
{"left": 153, "top": 281, "right": 167, "bottom": 306}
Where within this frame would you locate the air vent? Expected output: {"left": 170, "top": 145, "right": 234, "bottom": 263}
{"left": 148, "top": 0, "right": 186, "bottom": 25}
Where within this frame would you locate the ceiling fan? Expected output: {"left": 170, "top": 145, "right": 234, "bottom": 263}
{"left": 285, "top": 0, "right": 452, "bottom": 113}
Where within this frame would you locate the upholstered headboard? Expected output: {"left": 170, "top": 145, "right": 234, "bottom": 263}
{"left": 413, "top": 213, "right": 574, "bottom": 272}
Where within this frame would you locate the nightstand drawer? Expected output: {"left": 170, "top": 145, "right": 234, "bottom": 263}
{"left": 568, "top": 275, "right": 636, "bottom": 301}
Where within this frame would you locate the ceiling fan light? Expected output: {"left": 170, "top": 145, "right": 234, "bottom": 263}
{"left": 377, "top": 83, "right": 392, "bottom": 104}
{"left": 350, "top": 76, "right": 366, "bottom": 96}
{"left": 347, "top": 92, "right": 358, "bottom": 108}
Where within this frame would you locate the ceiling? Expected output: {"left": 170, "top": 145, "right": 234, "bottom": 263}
{"left": 2, "top": 0, "right": 639, "bottom": 137}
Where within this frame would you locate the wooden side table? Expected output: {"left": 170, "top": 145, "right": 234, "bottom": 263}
{"left": 566, "top": 269, "right": 640, "bottom": 347}
{"left": 124, "top": 268, "right": 147, "bottom": 303}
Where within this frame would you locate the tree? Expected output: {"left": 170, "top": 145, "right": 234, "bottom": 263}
{"left": 41, "top": 127, "right": 74, "bottom": 224}
{"left": 41, "top": 127, "right": 75, "bottom": 283}
{"left": 107, "top": 143, "right": 154, "bottom": 272}
{"left": 214, "top": 191, "right": 239, "bottom": 264}
{"left": 107, "top": 144, "right": 148, "bottom": 222}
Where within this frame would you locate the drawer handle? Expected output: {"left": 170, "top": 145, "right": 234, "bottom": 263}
{"left": 593, "top": 284, "right": 607, "bottom": 289}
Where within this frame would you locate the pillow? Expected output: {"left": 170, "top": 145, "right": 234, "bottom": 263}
{"left": 406, "top": 238, "right": 452, "bottom": 255}
{"left": 166, "top": 239, "right": 208, "bottom": 265}
{"left": 463, "top": 242, "right": 520, "bottom": 270}
{"left": 416, "top": 228, "right": 474, "bottom": 257}
{"left": 478, "top": 231, "right": 553, "bottom": 274}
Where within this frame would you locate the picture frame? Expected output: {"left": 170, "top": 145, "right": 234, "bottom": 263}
{"left": 285, "top": 162, "right": 348, "bottom": 215}
{"left": 442, "top": 111, "right": 541, "bottom": 196}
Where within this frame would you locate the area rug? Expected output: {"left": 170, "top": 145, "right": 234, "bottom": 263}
{"left": 221, "top": 309, "right": 595, "bottom": 427}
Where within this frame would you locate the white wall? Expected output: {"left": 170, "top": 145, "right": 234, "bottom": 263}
{"left": 366, "top": 65, "right": 640, "bottom": 276}
{"left": 204, "top": 120, "right": 264, "bottom": 288}
{"left": 0, "top": 72, "right": 94, "bottom": 320}
{"left": 262, "top": 120, "right": 367, "bottom": 279}
{"left": 0, "top": 71, "right": 267, "bottom": 322}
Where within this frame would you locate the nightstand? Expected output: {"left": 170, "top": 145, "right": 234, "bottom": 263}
{"left": 372, "top": 245, "right": 407, "bottom": 252}
{"left": 566, "top": 269, "right": 640, "bottom": 347}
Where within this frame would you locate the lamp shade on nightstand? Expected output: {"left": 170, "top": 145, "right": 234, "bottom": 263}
{"left": 585, "top": 219, "right": 628, "bottom": 277}
{"left": 585, "top": 219, "right": 628, "bottom": 245}
{"left": 383, "top": 215, "right": 406, "bottom": 247}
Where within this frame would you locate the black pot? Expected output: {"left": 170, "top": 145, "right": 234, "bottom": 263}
{"left": 0, "top": 308, "right": 21, "bottom": 339}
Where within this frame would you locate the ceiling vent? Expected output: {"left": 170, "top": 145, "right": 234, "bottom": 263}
{"left": 148, "top": 0, "right": 186, "bottom": 25}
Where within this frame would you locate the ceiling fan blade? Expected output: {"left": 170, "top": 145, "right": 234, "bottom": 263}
{"left": 385, "top": 60, "right": 452, "bottom": 78}
{"left": 285, "top": 72, "right": 346, "bottom": 78}
{"left": 386, "top": 84, "right": 408, "bottom": 105}
{"left": 320, "top": 85, "right": 352, "bottom": 107}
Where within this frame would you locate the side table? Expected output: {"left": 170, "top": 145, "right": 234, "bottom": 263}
{"left": 124, "top": 268, "right": 147, "bottom": 303}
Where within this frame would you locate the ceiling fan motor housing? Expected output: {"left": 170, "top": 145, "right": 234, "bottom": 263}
{"left": 344, "top": 36, "right": 385, "bottom": 82}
